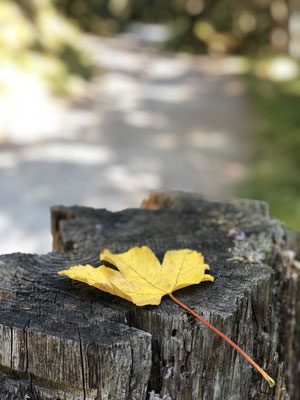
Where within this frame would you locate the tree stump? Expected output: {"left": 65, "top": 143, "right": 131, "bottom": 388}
{"left": 0, "top": 191, "right": 299, "bottom": 400}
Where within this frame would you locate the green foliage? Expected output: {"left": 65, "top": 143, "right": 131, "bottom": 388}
{"left": 237, "top": 68, "right": 300, "bottom": 230}
{"left": 54, "top": 0, "right": 288, "bottom": 54}
{"left": 0, "top": 0, "right": 94, "bottom": 95}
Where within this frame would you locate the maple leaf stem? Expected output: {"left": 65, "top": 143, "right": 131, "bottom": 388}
{"left": 168, "top": 293, "right": 275, "bottom": 387}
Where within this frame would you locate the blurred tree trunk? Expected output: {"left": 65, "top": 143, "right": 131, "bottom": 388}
{"left": 289, "top": 0, "right": 300, "bottom": 58}
{"left": 269, "top": 0, "right": 290, "bottom": 51}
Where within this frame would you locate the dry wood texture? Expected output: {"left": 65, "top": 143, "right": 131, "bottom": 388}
{"left": 0, "top": 192, "right": 299, "bottom": 400}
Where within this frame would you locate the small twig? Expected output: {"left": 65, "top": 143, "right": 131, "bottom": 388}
{"left": 169, "top": 292, "right": 275, "bottom": 387}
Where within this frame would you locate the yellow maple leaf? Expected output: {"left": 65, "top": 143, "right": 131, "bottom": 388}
{"left": 58, "top": 246, "right": 275, "bottom": 387}
{"left": 58, "top": 246, "right": 214, "bottom": 306}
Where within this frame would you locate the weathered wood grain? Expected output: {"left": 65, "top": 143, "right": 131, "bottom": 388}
{"left": 0, "top": 192, "right": 298, "bottom": 399}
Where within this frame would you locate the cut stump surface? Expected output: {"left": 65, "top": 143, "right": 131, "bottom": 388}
{"left": 0, "top": 192, "right": 299, "bottom": 400}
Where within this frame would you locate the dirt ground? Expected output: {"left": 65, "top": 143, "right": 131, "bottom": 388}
{"left": 0, "top": 36, "right": 253, "bottom": 254}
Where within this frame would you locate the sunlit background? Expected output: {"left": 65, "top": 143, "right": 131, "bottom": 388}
{"left": 0, "top": 0, "right": 299, "bottom": 254}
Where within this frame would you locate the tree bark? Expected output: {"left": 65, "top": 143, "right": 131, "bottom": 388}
{"left": 0, "top": 192, "right": 298, "bottom": 399}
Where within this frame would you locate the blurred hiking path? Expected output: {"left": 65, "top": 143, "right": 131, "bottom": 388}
{"left": 0, "top": 36, "right": 253, "bottom": 254}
